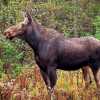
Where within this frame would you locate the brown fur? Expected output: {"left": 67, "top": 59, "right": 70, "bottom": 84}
{"left": 4, "top": 12, "right": 100, "bottom": 95}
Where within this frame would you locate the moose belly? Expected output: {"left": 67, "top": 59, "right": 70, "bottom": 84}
{"left": 57, "top": 55, "right": 89, "bottom": 71}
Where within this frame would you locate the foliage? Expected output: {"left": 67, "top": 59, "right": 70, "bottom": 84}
{"left": 0, "top": 67, "right": 99, "bottom": 100}
{"left": 94, "top": 16, "right": 100, "bottom": 39}
{"left": 0, "top": 35, "right": 24, "bottom": 77}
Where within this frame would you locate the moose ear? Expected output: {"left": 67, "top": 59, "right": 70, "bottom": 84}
{"left": 22, "top": 11, "right": 33, "bottom": 24}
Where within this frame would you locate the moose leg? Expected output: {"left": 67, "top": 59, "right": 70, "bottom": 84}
{"left": 91, "top": 67, "right": 100, "bottom": 89}
{"left": 48, "top": 67, "right": 57, "bottom": 92}
{"left": 40, "top": 70, "right": 51, "bottom": 91}
{"left": 40, "top": 68, "right": 57, "bottom": 100}
{"left": 91, "top": 66, "right": 100, "bottom": 97}
{"left": 82, "top": 66, "right": 92, "bottom": 88}
{"left": 35, "top": 56, "right": 52, "bottom": 92}
{"left": 47, "top": 67, "right": 57, "bottom": 100}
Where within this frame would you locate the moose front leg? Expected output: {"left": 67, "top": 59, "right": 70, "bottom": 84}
{"left": 40, "top": 70, "right": 51, "bottom": 91}
{"left": 40, "top": 67, "right": 57, "bottom": 100}
{"left": 47, "top": 67, "right": 57, "bottom": 100}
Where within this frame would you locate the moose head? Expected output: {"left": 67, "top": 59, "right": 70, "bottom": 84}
{"left": 4, "top": 11, "right": 33, "bottom": 40}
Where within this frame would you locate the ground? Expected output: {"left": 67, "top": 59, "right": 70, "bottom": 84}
{"left": 0, "top": 65, "right": 99, "bottom": 100}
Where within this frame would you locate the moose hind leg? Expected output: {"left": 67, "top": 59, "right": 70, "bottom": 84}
{"left": 91, "top": 66, "right": 100, "bottom": 97}
{"left": 91, "top": 66, "right": 100, "bottom": 89}
{"left": 89, "top": 60, "right": 100, "bottom": 97}
{"left": 82, "top": 66, "right": 92, "bottom": 88}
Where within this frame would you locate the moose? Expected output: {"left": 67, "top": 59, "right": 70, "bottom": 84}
{"left": 4, "top": 11, "right": 100, "bottom": 97}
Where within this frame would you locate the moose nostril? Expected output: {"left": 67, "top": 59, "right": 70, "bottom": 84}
{"left": 4, "top": 31, "right": 8, "bottom": 35}
{"left": 4, "top": 32, "right": 9, "bottom": 37}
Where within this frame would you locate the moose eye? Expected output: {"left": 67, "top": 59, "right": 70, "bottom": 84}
{"left": 21, "top": 23, "right": 24, "bottom": 27}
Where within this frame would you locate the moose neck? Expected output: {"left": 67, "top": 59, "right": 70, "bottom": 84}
{"left": 24, "top": 20, "right": 42, "bottom": 54}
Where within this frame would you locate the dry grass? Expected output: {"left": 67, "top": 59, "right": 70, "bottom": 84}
{"left": 0, "top": 65, "right": 99, "bottom": 100}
